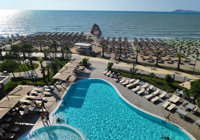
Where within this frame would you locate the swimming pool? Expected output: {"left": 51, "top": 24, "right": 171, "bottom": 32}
{"left": 22, "top": 125, "right": 84, "bottom": 140}
{"left": 52, "top": 79, "right": 192, "bottom": 140}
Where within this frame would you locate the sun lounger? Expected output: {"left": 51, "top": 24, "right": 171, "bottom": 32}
{"left": 114, "top": 78, "right": 119, "bottom": 82}
{"left": 45, "top": 89, "right": 51, "bottom": 92}
{"left": 126, "top": 83, "right": 134, "bottom": 88}
{"left": 133, "top": 79, "right": 140, "bottom": 85}
{"left": 141, "top": 82, "right": 149, "bottom": 89}
{"left": 103, "top": 70, "right": 108, "bottom": 75}
{"left": 167, "top": 103, "right": 176, "bottom": 111}
{"left": 7, "top": 125, "right": 20, "bottom": 132}
{"left": 137, "top": 88, "right": 145, "bottom": 95}
{"left": 169, "top": 95, "right": 177, "bottom": 102}
{"left": 106, "top": 71, "right": 111, "bottom": 76}
{"left": 145, "top": 94, "right": 153, "bottom": 99}
{"left": 162, "top": 101, "right": 170, "bottom": 108}
{"left": 20, "top": 106, "right": 29, "bottom": 115}
{"left": 151, "top": 96, "right": 160, "bottom": 103}
{"left": 0, "top": 117, "right": 12, "bottom": 122}
{"left": 122, "top": 80, "right": 129, "bottom": 86}
{"left": 24, "top": 95, "right": 36, "bottom": 99}
{"left": 172, "top": 96, "right": 180, "bottom": 103}
{"left": 132, "top": 86, "right": 140, "bottom": 92}
{"left": 34, "top": 108, "right": 47, "bottom": 112}
{"left": 49, "top": 86, "right": 55, "bottom": 90}
{"left": 6, "top": 111, "right": 17, "bottom": 116}
{"left": 159, "top": 91, "right": 167, "bottom": 99}
{"left": 129, "top": 79, "right": 135, "bottom": 83}
{"left": 119, "top": 78, "right": 125, "bottom": 83}
{"left": 43, "top": 92, "right": 52, "bottom": 96}
{"left": 149, "top": 85, "right": 154, "bottom": 90}
{"left": 20, "top": 99, "right": 31, "bottom": 104}
{"left": 152, "top": 89, "right": 160, "bottom": 96}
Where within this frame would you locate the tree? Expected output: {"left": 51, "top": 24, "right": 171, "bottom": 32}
{"left": 149, "top": 72, "right": 156, "bottom": 80}
{"left": 107, "top": 62, "right": 113, "bottom": 71}
{"left": 156, "top": 51, "right": 162, "bottom": 66}
{"left": 49, "top": 58, "right": 59, "bottom": 75}
{"left": 135, "top": 49, "right": 140, "bottom": 63}
{"left": 40, "top": 67, "right": 46, "bottom": 83}
{"left": 190, "top": 79, "right": 200, "bottom": 103}
{"left": 183, "top": 88, "right": 191, "bottom": 99}
{"left": 50, "top": 40, "right": 58, "bottom": 53}
{"left": 176, "top": 54, "right": 183, "bottom": 70}
{"left": 197, "top": 97, "right": 200, "bottom": 108}
{"left": 118, "top": 47, "right": 123, "bottom": 62}
{"left": 0, "top": 59, "right": 19, "bottom": 85}
{"left": 37, "top": 40, "right": 43, "bottom": 52}
{"left": 82, "top": 58, "right": 89, "bottom": 67}
{"left": 43, "top": 48, "right": 50, "bottom": 60}
{"left": 101, "top": 43, "right": 106, "bottom": 57}
{"left": 21, "top": 44, "right": 34, "bottom": 67}
{"left": 38, "top": 58, "right": 44, "bottom": 68}
{"left": 130, "top": 67, "right": 138, "bottom": 78}
{"left": 45, "top": 63, "right": 50, "bottom": 82}
{"left": 62, "top": 46, "right": 71, "bottom": 61}
{"left": 164, "top": 74, "right": 173, "bottom": 86}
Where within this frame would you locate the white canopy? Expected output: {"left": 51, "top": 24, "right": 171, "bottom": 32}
{"left": 74, "top": 43, "right": 92, "bottom": 47}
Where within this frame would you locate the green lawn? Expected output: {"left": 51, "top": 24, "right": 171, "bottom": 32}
{"left": 112, "top": 69, "right": 184, "bottom": 92}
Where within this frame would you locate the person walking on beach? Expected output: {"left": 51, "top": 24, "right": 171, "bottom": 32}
{"left": 166, "top": 114, "right": 170, "bottom": 121}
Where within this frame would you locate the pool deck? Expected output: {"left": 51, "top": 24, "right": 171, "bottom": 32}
{"left": 21, "top": 55, "right": 200, "bottom": 140}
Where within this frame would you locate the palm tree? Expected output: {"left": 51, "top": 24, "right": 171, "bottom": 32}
{"left": 43, "top": 48, "right": 49, "bottom": 60}
{"left": 38, "top": 58, "right": 44, "bottom": 68}
{"left": 156, "top": 51, "right": 162, "bottom": 66}
{"left": 49, "top": 58, "right": 59, "bottom": 75}
{"left": 176, "top": 53, "right": 183, "bottom": 70}
{"left": 135, "top": 49, "right": 140, "bottom": 63}
{"left": 50, "top": 40, "right": 58, "bottom": 53}
{"left": 40, "top": 67, "right": 46, "bottom": 83}
{"left": 45, "top": 63, "right": 50, "bottom": 82}
{"left": 130, "top": 67, "right": 138, "bottom": 78}
{"left": 101, "top": 43, "right": 106, "bottom": 57}
{"left": 37, "top": 40, "right": 43, "bottom": 52}
{"left": 118, "top": 47, "right": 123, "bottom": 62}
{"left": 149, "top": 72, "right": 155, "bottom": 80}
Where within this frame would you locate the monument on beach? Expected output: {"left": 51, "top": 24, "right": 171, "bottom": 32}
{"left": 90, "top": 24, "right": 101, "bottom": 37}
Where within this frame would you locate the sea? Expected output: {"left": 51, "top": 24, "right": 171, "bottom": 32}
{"left": 0, "top": 10, "right": 200, "bottom": 40}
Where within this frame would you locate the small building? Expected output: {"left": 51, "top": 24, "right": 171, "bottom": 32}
{"left": 0, "top": 76, "right": 10, "bottom": 100}
{"left": 74, "top": 43, "right": 95, "bottom": 56}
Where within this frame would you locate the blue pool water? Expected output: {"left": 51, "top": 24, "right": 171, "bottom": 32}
{"left": 22, "top": 125, "right": 82, "bottom": 140}
{"left": 53, "top": 79, "right": 191, "bottom": 140}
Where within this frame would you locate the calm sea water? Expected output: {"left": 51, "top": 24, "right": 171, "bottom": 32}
{"left": 0, "top": 10, "right": 200, "bottom": 40}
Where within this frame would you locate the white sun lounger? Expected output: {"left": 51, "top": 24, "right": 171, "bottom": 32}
{"left": 24, "top": 95, "right": 36, "bottom": 99}
{"left": 43, "top": 92, "right": 52, "bottom": 96}
{"left": 34, "top": 108, "right": 48, "bottom": 112}
{"left": 126, "top": 83, "right": 134, "bottom": 88}
{"left": 167, "top": 103, "right": 176, "bottom": 111}
{"left": 106, "top": 71, "right": 111, "bottom": 76}
{"left": 149, "top": 85, "right": 154, "bottom": 90}
{"left": 20, "top": 99, "right": 31, "bottom": 104}
{"left": 122, "top": 80, "right": 129, "bottom": 86}
{"left": 137, "top": 88, "right": 145, "bottom": 95}
{"left": 159, "top": 91, "right": 167, "bottom": 99}
{"left": 132, "top": 86, "right": 140, "bottom": 92}
{"left": 114, "top": 78, "right": 119, "bottom": 82}
{"left": 169, "top": 95, "right": 177, "bottom": 102}
{"left": 103, "top": 70, "right": 108, "bottom": 75}
{"left": 119, "top": 78, "right": 125, "bottom": 83}
{"left": 129, "top": 79, "right": 135, "bottom": 83}
{"left": 152, "top": 89, "right": 160, "bottom": 96}
{"left": 172, "top": 96, "right": 180, "bottom": 103}
{"left": 151, "top": 96, "right": 160, "bottom": 103}
{"left": 45, "top": 89, "right": 51, "bottom": 92}
{"left": 145, "top": 94, "right": 153, "bottom": 99}
{"left": 162, "top": 101, "right": 170, "bottom": 108}
{"left": 20, "top": 106, "right": 29, "bottom": 115}
{"left": 141, "top": 82, "right": 149, "bottom": 89}
{"left": 133, "top": 79, "right": 140, "bottom": 85}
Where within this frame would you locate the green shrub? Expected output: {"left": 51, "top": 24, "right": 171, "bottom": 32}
{"left": 21, "top": 80, "right": 27, "bottom": 85}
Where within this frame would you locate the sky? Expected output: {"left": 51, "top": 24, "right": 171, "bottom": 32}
{"left": 0, "top": 0, "right": 200, "bottom": 11}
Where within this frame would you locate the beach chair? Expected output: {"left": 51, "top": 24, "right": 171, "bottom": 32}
{"left": 145, "top": 94, "right": 153, "bottom": 100}
{"left": 6, "top": 111, "right": 17, "bottom": 116}
{"left": 119, "top": 78, "right": 125, "bottom": 83}
{"left": 137, "top": 88, "right": 145, "bottom": 95}
{"left": 49, "top": 86, "right": 55, "bottom": 90}
{"left": 129, "top": 79, "right": 135, "bottom": 83}
{"left": 122, "top": 80, "right": 129, "bottom": 86}
{"left": 132, "top": 86, "right": 140, "bottom": 92}
{"left": 0, "top": 117, "right": 12, "bottom": 122}
{"left": 162, "top": 101, "right": 170, "bottom": 108}
{"left": 114, "top": 78, "right": 119, "bottom": 82}
{"left": 43, "top": 92, "right": 52, "bottom": 96}
{"left": 7, "top": 125, "right": 20, "bottom": 132}
{"left": 167, "top": 104, "right": 176, "bottom": 111}
{"left": 34, "top": 108, "right": 48, "bottom": 112}
{"left": 24, "top": 95, "right": 36, "bottom": 99}
{"left": 141, "top": 82, "right": 149, "bottom": 89}
{"left": 159, "top": 91, "right": 167, "bottom": 99}
{"left": 103, "top": 70, "right": 108, "bottom": 75}
{"left": 151, "top": 96, "right": 160, "bottom": 103}
{"left": 20, "top": 99, "right": 31, "bottom": 104}
{"left": 126, "top": 83, "right": 134, "bottom": 88}
{"left": 152, "top": 89, "right": 160, "bottom": 96}
{"left": 172, "top": 96, "right": 180, "bottom": 103}
{"left": 45, "top": 89, "right": 51, "bottom": 92}
{"left": 133, "top": 79, "right": 140, "bottom": 85}
{"left": 20, "top": 106, "right": 29, "bottom": 115}
{"left": 106, "top": 71, "right": 111, "bottom": 76}
{"left": 169, "top": 95, "right": 177, "bottom": 102}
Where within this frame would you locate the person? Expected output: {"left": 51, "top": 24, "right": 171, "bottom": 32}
{"left": 59, "top": 106, "right": 62, "bottom": 108}
{"left": 166, "top": 114, "right": 170, "bottom": 121}
{"left": 161, "top": 134, "right": 170, "bottom": 139}
{"left": 63, "top": 101, "right": 66, "bottom": 103}
{"left": 112, "top": 72, "right": 115, "bottom": 75}
{"left": 45, "top": 112, "right": 50, "bottom": 125}
{"left": 56, "top": 117, "right": 64, "bottom": 122}
{"left": 41, "top": 108, "right": 49, "bottom": 125}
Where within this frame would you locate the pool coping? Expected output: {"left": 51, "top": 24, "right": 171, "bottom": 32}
{"left": 51, "top": 78, "right": 196, "bottom": 140}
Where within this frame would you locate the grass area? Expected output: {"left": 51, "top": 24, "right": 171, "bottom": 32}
{"left": 4, "top": 60, "right": 68, "bottom": 93}
{"left": 0, "top": 63, "right": 39, "bottom": 73}
{"left": 112, "top": 69, "right": 184, "bottom": 92}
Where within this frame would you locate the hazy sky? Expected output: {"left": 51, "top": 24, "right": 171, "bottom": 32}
{"left": 0, "top": 0, "right": 200, "bottom": 11}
